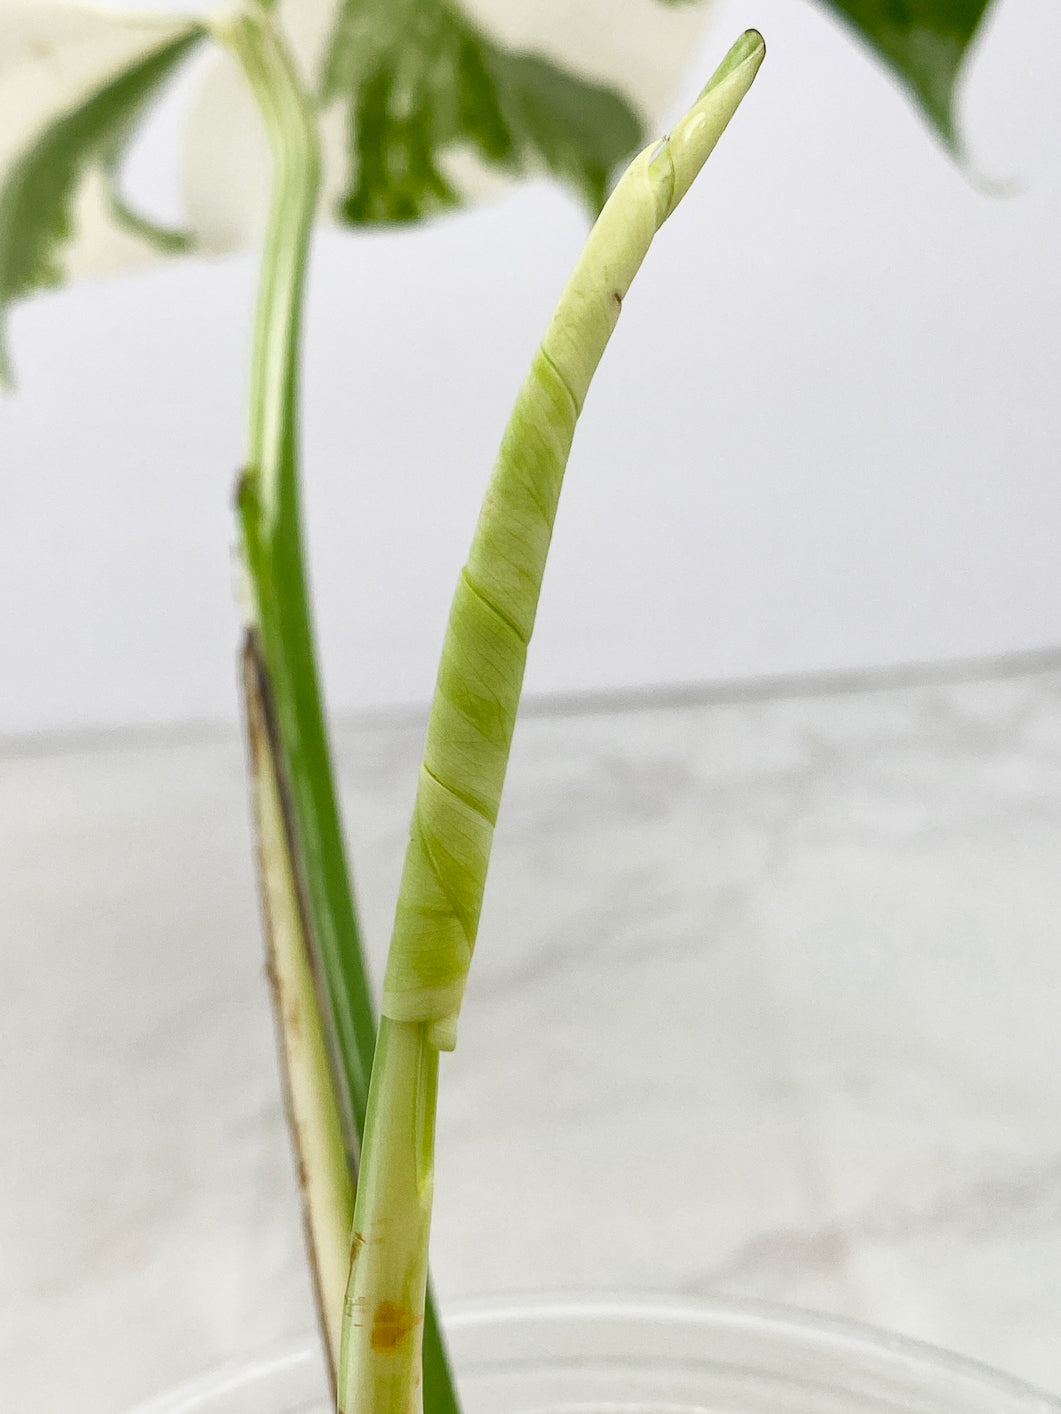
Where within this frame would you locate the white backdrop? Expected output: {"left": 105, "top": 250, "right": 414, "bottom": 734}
{"left": 3, "top": 0, "right": 1059, "bottom": 736}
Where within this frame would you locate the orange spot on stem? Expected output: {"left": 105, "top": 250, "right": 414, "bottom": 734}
{"left": 370, "top": 1300, "right": 416, "bottom": 1352}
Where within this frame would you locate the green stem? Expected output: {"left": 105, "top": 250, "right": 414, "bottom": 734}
{"left": 220, "top": 7, "right": 460, "bottom": 1411}
{"left": 338, "top": 1018, "right": 438, "bottom": 1414}
{"left": 222, "top": 0, "right": 374, "bottom": 1154}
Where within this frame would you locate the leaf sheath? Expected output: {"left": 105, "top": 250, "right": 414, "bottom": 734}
{"left": 242, "top": 631, "right": 356, "bottom": 1378}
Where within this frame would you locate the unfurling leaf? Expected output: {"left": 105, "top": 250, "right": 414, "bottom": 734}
{"left": 0, "top": 4, "right": 206, "bottom": 379}
{"left": 338, "top": 34, "right": 763, "bottom": 1414}
{"left": 380, "top": 30, "right": 766, "bottom": 1052}
{"left": 319, "top": 0, "right": 644, "bottom": 223}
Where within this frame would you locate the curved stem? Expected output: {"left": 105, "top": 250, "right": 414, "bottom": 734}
{"left": 220, "top": 10, "right": 459, "bottom": 1410}
{"left": 220, "top": 2, "right": 376, "bottom": 1150}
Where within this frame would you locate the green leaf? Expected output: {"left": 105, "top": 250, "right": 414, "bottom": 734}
{"left": 813, "top": 0, "right": 993, "bottom": 148}
{"left": 485, "top": 49, "right": 643, "bottom": 215}
{"left": 649, "top": 0, "right": 990, "bottom": 149}
{"left": 0, "top": 10, "right": 205, "bottom": 381}
{"left": 320, "top": 0, "right": 644, "bottom": 223}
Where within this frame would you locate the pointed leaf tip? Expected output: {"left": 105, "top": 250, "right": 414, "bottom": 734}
{"left": 654, "top": 30, "right": 765, "bottom": 220}
{"left": 701, "top": 29, "right": 766, "bottom": 100}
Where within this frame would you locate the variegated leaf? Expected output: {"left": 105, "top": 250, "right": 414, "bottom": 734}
{"left": 0, "top": 1, "right": 205, "bottom": 377}
{"left": 180, "top": 0, "right": 715, "bottom": 250}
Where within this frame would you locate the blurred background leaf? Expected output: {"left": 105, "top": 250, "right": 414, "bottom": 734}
{"left": 0, "top": 0, "right": 998, "bottom": 336}
{"left": 0, "top": 5, "right": 204, "bottom": 378}
{"left": 181, "top": 0, "right": 712, "bottom": 250}
{"left": 817, "top": 0, "right": 993, "bottom": 149}
{"left": 319, "top": 0, "right": 643, "bottom": 222}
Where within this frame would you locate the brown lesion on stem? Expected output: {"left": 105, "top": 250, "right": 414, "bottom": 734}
{"left": 370, "top": 1300, "right": 419, "bottom": 1353}
{"left": 233, "top": 463, "right": 259, "bottom": 515}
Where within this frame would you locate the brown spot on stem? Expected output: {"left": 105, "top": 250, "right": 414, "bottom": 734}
{"left": 370, "top": 1300, "right": 416, "bottom": 1352}
{"left": 347, "top": 1230, "right": 364, "bottom": 1286}
{"left": 281, "top": 985, "right": 302, "bottom": 1036}
{"left": 234, "top": 464, "right": 259, "bottom": 513}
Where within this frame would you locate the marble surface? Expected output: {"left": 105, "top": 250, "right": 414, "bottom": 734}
{"left": 4, "top": 662, "right": 1061, "bottom": 1412}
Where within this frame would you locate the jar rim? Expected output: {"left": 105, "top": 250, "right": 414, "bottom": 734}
{"left": 129, "top": 1293, "right": 1061, "bottom": 1414}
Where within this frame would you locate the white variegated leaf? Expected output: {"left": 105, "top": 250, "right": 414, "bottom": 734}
{"left": 0, "top": 0, "right": 717, "bottom": 330}
{"left": 0, "top": 0, "right": 204, "bottom": 374}
{"left": 463, "top": 0, "right": 713, "bottom": 120}
{"left": 181, "top": 0, "right": 715, "bottom": 252}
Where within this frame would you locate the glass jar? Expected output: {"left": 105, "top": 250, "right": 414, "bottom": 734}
{"left": 129, "top": 1296, "right": 1061, "bottom": 1414}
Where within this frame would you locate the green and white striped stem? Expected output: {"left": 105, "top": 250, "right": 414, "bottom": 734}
{"left": 223, "top": 8, "right": 459, "bottom": 1408}
{"left": 222, "top": 5, "right": 356, "bottom": 1376}
{"left": 339, "top": 29, "right": 764, "bottom": 1414}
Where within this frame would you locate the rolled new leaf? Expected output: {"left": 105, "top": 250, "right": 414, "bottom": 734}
{"left": 381, "top": 29, "right": 765, "bottom": 1052}
{"left": 340, "top": 36, "right": 764, "bottom": 1414}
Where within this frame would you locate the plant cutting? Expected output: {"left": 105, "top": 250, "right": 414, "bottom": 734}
{"left": 0, "top": 1, "right": 1003, "bottom": 1412}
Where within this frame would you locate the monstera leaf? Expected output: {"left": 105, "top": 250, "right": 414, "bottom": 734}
{"left": 179, "top": 0, "right": 713, "bottom": 250}
{"left": 0, "top": 2, "right": 204, "bottom": 378}
{"left": 0, "top": 0, "right": 1000, "bottom": 362}
{"left": 318, "top": 0, "right": 644, "bottom": 222}
{"left": 176, "top": 0, "right": 997, "bottom": 250}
